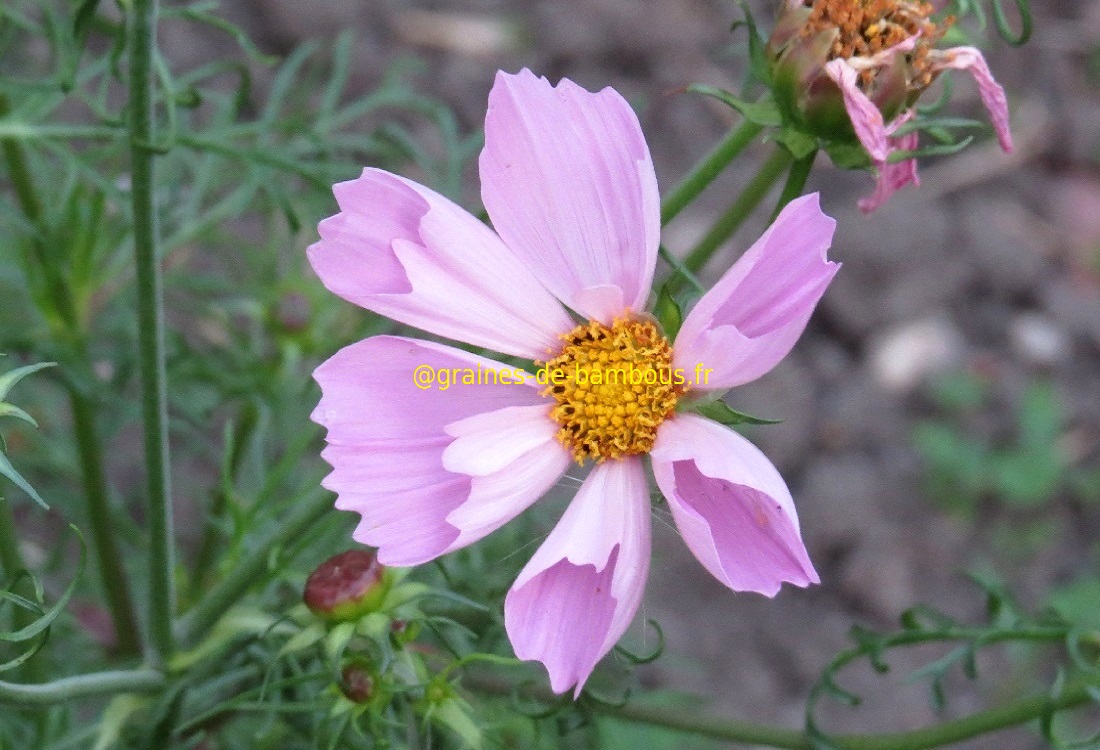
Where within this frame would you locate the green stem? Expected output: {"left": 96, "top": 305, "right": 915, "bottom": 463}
{"left": 1, "top": 95, "right": 142, "bottom": 657}
{"left": 0, "top": 103, "right": 44, "bottom": 222}
{"left": 657, "top": 245, "right": 704, "bottom": 295}
{"left": 592, "top": 681, "right": 1095, "bottom": 750}
{"left": 174, "top": 486, "right": 332, "bottom": 647}
{"left": 0, "top": 95, "right": 78, "bottom": 331}
{"left": 683, "top": 147, "right": 792, "bottom": 274}
{"left": 128, "top": 0, "right": 174, "bottom": 665}
{"left": 0, "top": 123, "right": 123, "bottom": 142}
{"left": 660, "top": 119, "right": 764, "bottom": 226}
{"left": 771, "top": 148, "right": 817, "bottom": 221}
{"left": 0, "top": 493, "right": 43, "bottom": 686}
{"left": 467, "top": 672, "right": 1098, "bottom": 750}
{"left": 0, "top": 669, "right": 165, "bottom": 707}
{"left": 68, "top": 390, "right": 143, "bottom": 655}
{"left": 0, "top": 492, "right": 25, "bottom": 578}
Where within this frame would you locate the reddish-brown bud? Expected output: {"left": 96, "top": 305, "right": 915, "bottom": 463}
{"left": 304, "top": 549, "right": 389, "bottom": 621}
{"left": 340, "top": 661, "right": 375, "bottom": 703}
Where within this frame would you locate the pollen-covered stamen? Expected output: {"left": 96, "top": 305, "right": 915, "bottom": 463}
{"left": 799, "top": 0, "right": 952, "bottom": 88}
{"left": 539, "top": 316, "right": 684, "bottom": 464}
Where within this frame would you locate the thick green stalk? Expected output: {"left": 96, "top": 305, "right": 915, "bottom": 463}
{"left": 0, "top": 669, "right": 165, "bottom": 707}
{"left": 0, "top": 492, "right": 43, "bottom": 685}
{"left": 128, "top": 0, "right": 174, "bottom": 665}
{"left": 468, "top": 672, "right": 1098, "bottom": 750}
{"left": 593, "top": 681, "right": 1095, "bottom": 749}
{"left": 0, "top": 492, "right": 25, "bottom": 578}
{"left": 660, "top": 119, "right": 764, "bottom": 226}
{"left": 0, "top": 96, "right": 141, "bottom": 656}
{"left": 0, "top": 494, "right": 40, "bottom": 684}
{"left": 683, "top": 147, "right": 793, "bottom": 273}
{"left": 68, "top": 390, "right": 143, "bottom": 655}
{"left": 174, "top": 487, "right": 333, "bottom": 647}
{"left": 771, "top": 149, "right": 817, "bottom": 221}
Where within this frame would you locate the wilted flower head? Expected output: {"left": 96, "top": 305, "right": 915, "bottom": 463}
{"left": 769, "top": 0, "right": 1013, "bottom": 211}
{"left": 309, "top": 70, "right": 838, "bottom": 696}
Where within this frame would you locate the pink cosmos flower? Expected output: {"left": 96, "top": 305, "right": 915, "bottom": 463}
{"left": 308, "top": 69, "right": 839, "bottom": 696}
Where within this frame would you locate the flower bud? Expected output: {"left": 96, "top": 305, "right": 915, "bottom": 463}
{"left": 340, "top": 660, "right": 375, "bottom": 703}
{"left": 304, "top": 549, "right": 389, "bottom": 622}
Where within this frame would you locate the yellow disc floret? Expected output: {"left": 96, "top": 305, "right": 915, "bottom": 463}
{"left": 539, "top": 315, "right": 685, "bottom": 464}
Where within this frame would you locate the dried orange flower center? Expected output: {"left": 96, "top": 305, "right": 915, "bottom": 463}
{"left": 539, "top": 316, "right": 684, "bottom": 463}
{"left": 799, "top": 0, "right": 952, "bottom": 87}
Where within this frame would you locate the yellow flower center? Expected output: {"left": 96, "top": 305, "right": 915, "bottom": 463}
{"left": 800, "top": 0, "right": 951, "bottom": 87}
{"left": 539, "top": 315, "right": 684, "bottom": 464}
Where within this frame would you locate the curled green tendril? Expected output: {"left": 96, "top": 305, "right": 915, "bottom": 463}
{"left": 613, "top": 619, "right": 665, "bottom": 666}
{"left": 991, "top": 0, "right": 1032, "bottom": 46}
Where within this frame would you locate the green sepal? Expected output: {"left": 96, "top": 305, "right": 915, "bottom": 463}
{"left": 653, "top": 283, "right": 684, "bottom": 341}
{"left": 688, "top": 398, "right": 782, "bottom": 426}
{"left": 686, "top": 85, "right": 781, "bottom": 127}
{"left": 774, "top": 126, "right": 819, "bottom": 160}
{"left": 732, "top": 1, "right": 772, "bottom": 86}
{"left": 823, "top": 140, "right": 872, "bottom": 170}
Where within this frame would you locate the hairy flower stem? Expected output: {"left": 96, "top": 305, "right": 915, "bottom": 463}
{"left": 683, "top": 147, "right": 793, "bottom": 273}
{"left": 128, "top": 0, "right": 174, "bottom": 666}
{"left": 467, "top": 671, "right": 1098, "bottom": 750}
{"left": 174, "top": 486, "right": 333, "bottom": 648}
{"left": 660, "top": 119, "right": 764, "bottom": 226}
{"left": 0, "top": 96, "right": 142, "bottom": 657}
{"left": 0, "top": 669, "right": 165, "bottom": 707}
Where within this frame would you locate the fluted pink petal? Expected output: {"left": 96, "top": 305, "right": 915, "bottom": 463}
{"left": 444, "top": 439, "right": 572, "bottom": 552}
{"left": 308, "top": 169, "right": 573, "bottom": 358}
{"left": 933, "top": 46, "right": 1013, "bottom": 153}
{"left": 480, "top": 69, "right": 660, "bottom": 324}
{"left": 859, "top": 130, "right": 921, "bottom": 213}
{"left": 824, "top": 59, "right": 888, "bottom": 162}
{"left": 443, "top": 404, "right": 559, "bottom": 477}
{"left": 312, "top": 336, "right": 560, "bottom": 567}
{"left": 651, "top": 414, "right": 818, "bottom": 595}
{"left": 672, "top": 194, "right": 838, "bottom": 390}
{"left": 505, "top": 458, "right": 650, "bottom": 696}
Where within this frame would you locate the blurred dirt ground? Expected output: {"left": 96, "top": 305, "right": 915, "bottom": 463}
{"left": 171, "top": 0, "right": 1100, "bottom": 746}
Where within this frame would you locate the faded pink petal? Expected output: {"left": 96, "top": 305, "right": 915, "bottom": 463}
{"left": 933, "top": 46, "right": 1013, "bottom": 153}
{"left": 312, "top": 336, "right": 566, "bottom": 566}
{"left": 824, "top": 59, "right": 888, "bottom": 162}
{"left": 480, "top": 69, "right": 660, "bottom": 325}
{"left": 859, "top": 129, "right": 921, "bottom": 213}
{"left": 505, "top": 458, "right": 650, "bottom": 696}
{"left": 308, "top": 169, "right": 572, "bottom": 359}
{"left": 651, "top": 414, "right": 818, "bottom": 595}
{"left": 672, "top": 194, "right": 838, "bottom": 390}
